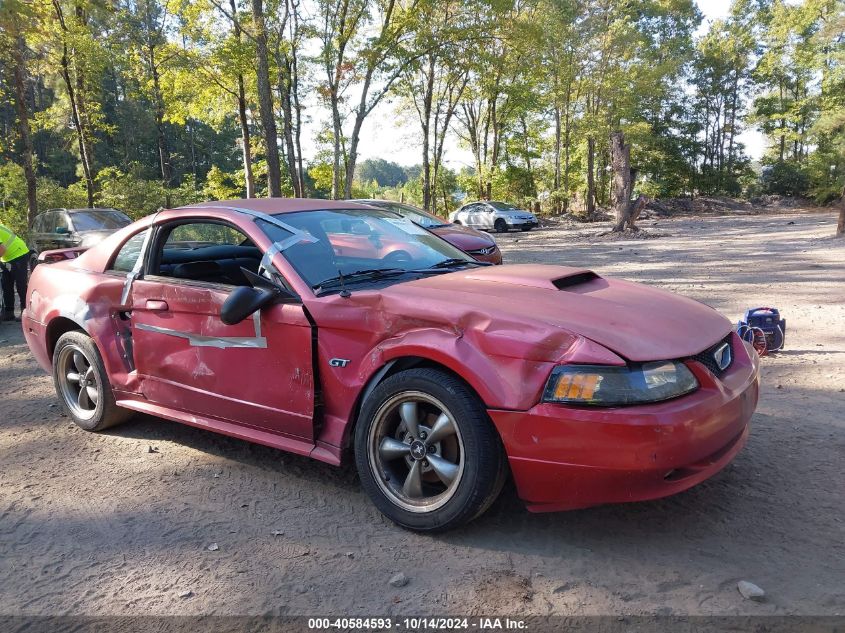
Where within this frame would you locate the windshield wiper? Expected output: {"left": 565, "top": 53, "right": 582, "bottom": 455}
{"left": 314, "top": 268, "right": 408, "bottom": 294}
{"left": 429, "top": 258, "right": 478, "bottom": 269}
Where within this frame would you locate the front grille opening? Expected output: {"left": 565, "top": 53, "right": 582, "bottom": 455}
{"left": 690, "top": 334, "right": 733, "bottom": 376}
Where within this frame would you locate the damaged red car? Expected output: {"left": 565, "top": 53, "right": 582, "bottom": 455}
{"left": 23, "top": 199, "right": 760, "bottom": 531}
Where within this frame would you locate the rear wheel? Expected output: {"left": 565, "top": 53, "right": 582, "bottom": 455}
{"left": 52, "top": 331, "right": 130, "bottom": 431}
{"left": 355, "top": 368, "right": 507, "bottom": 531}
{"left": 494, "top": 219, "right": 508, "bottom": 233}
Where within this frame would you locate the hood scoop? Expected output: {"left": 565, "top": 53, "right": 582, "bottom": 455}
{"left": 463, "top": 264, "right": 601, "bottom": 291}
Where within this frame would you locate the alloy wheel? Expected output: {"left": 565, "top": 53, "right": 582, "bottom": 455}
{"left": 368, "top": 391, "right": 465, "bottom": 513}
{"left": 56, "top": 344, "right": 100, "bottom": 421}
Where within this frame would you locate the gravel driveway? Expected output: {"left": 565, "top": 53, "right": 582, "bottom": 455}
{"left": 1, "top": 209, "right": 843, "bottom": 617}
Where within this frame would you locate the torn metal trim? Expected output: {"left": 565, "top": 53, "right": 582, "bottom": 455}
{"left": 135, "top": 311, "right": 267, "bottom": 349}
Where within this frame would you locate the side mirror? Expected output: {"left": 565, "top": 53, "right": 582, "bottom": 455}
{"left": 220, "top": 268, "right": 298, "bottom": 325}
{"left": 221, "top": 286, "right": 278, "bottom": 325}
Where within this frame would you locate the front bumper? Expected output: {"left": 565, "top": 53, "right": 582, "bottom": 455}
{"left": 506, "top": 220, "right": 539, "bottom": 229}
{"left": 488, "top": 336, "right": 760, "bottom": 512}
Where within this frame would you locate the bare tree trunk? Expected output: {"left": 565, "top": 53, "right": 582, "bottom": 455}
{"left": 586, "top": 136, "right": 596, "bottom": 219}
{"left": 343, "top": 113, "right": 366, "bottom": 199}
{"left": 610, "top": 131, "right": 633, "bottom": 232}
{"left": 277, "top": 63, "right": 300, "bottom": 196}
{"left": 837, "top": 190, "right": 845, "bottom": 237}
{"left": 73, "top": 3, "right": 97, "bottom": 190}
{"left": 331, "top": 92, "right": 343, "bottom": 199}
{"left": 251, "top": 0, "right": 282, "bottom": 197}
{"left": 230, "top": 0, "right": 254, "bottom": 198}
{"left": 10, "top": 33, "right": 37, "bottom": 226}
{"left": 237, "top": 76, "right": 255, "bottom": 198}
{"left": 149, "top": 45, "right": 172, "bottom": 207}
{"left": 52, "top": 0, "right": 95, "bottom": 207}
{"left": 421, "top": 56, "right": 434, "bottom": 212}
{"left": 553, "top": 105, "right": 561, "bottom": 213}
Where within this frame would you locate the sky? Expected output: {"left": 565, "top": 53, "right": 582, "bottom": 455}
{"left": 302, "top": 0, "right": 767, "bottom": 171}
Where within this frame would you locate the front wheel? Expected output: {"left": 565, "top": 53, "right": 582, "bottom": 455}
{"left": 355, "top": 368, "right": 507, "bottom": 531}
{"left": 494, "top": 219, "right": 508, "bottom": 233}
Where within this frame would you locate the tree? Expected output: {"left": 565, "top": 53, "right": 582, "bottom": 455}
{"left": 0, "top": 0, "right": 38, "bottom": 225}
{"left": 235, "top": 0, "right": 283, "bottom": 197}
{"left": 317, "top": 0, "right": 423, "bottom": 199}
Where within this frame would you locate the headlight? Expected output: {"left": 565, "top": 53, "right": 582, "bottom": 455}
{"left": 543, "top": 361, "right": 698, "bottom": 406}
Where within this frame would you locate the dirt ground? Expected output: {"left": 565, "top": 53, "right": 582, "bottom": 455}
{"left": 1, "top": 208, "right": 843, "bottom": 618}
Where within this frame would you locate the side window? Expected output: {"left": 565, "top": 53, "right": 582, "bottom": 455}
{"left": 156, "top": 221, "right": 259, "bottom": 287}
{"left": 55, "top": 212, "right": 70, "bottom": 232}
{"left": 165, "top": 222, "right": 249, "bottom": 249}
{"left": 32, "top": 214, "right": 44, "bottom": 233}
{"left": 109, "top": 229, "right": 149, "bottom": 273}
{"left": 40, "top": 211, "right": 55, "bottom": 233}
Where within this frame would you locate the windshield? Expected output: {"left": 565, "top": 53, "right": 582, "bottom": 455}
{"left": 71, "top": 209, "right": 131, "bottom": 231}
{"left": 488, "top": 202, "right": 523, "bottom": 212}
{"left": 369, "top": 202, "right": 448, "bottom": 228}
{"left": 257, "top": 208, "right": 476, "bottom": 291}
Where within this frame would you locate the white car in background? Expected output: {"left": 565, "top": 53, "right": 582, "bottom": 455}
{"left": 449, "top": 201, "right": 540, "bottom": 233}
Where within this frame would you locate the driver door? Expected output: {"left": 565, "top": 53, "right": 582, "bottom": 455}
{"left": 128, "top": 219, "right": 315, "bottom": 440}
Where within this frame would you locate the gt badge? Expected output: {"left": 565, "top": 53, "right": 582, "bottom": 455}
{"left": 329, "top": 358, "right": 351, "bottom": 368}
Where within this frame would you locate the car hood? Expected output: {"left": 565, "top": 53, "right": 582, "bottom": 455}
{"left": 430, "top": 224, "right": 496, "bottom": 250}
{"left": 383, "top": 264, "right": 730, "bottom": 362}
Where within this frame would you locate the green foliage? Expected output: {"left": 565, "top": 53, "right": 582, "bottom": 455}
{"left": 1, "top": 0, "right": 843, "bottom": 222}
{"left": 0, "top": 163, "right": 29, "bottom": 238}
{"left": 761, "top": 161, "right": 810, "bottom": 196}
{"left": 356, "top": 159, "right": 408, "bottom": 188}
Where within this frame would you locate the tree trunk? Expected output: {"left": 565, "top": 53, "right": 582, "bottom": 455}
{"left": 251, "top": 0, "right": 282, "bottom": 197}
{"left": 149, "top": 45, "right": 172, "bottom": 207}
{"left": 73, "top": 2, "right": 97, "bottom": 191}
{"left": 230, "top": 0, "right": 254, "bottom": 198}
{"left": 553, "top": 105, "right": 561, "bottom": 213}
{"left": 610, "top": 131, "right": 633, "bottom": 232}
{"left": 278, "top": 64, "right": 300, "bottom": 196}
{"left": 10, "top": 33, "right": 37, "bottom": 226}
{"left": 331, "top": 91, "right": 343, "bottom": 199}
{"left": 237, "top": 75, "right": 255, "bottom": 198}
{"left": 586, "top": 136, "right": 596, "bottom": 219}
{"left": 52, "top": 0, "right": 95, "bottom": 207}
{"left": 837, "top": 191, "right": 845, "bottom": 237}
{"left": 343, "top": 113, "right": 366, "bottom": 199}
{"left": 421, "top": 57, "right": 434, "bottom": 212}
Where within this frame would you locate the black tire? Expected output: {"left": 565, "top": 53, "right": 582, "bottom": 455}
{"left": 494, "top": 219, "right": 508, "bottom": 233}
{"left": 453, "top": 220, "right": 462, "bottom": 225}
{"left": 520, "top": 226, "right": 531, "bottom": 232}
{"left": 354, "top": 368, "right": 507, "bottom": 531}
{"left": 52, "top": 330, "right": 131, "bottom": 431}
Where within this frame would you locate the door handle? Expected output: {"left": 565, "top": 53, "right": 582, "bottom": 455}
{"left": 145, "top": 299, "right": 169, "bottom": 311}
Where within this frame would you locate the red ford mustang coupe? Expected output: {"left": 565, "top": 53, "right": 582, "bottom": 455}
{"left": 23, "top": 199, "right": 760, "bottom": 531}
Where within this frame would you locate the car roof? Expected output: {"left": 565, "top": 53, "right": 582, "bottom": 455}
{"left": 177, "top": 198, "right": 378, "bottom": 215}
{"left": 39, "top": 207, "right": 123, "bottom": 214}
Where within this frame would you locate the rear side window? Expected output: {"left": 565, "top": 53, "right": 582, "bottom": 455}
{"left": 165, "top": 222, "right": 249, "bottom": 249}
{"left": 109, "top": 229, "right": 149, "bottom": 273}
{"left": 54, "top": 212, "right": 70, "bottom": 232}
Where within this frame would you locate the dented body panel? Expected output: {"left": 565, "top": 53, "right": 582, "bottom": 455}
{"left": 23, "top": 199, "right": 759, "bottom": 511}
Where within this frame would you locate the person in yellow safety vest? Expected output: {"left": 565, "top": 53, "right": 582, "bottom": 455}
{"left": 0, "top": 223, "right": 32, "bottom": 322}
